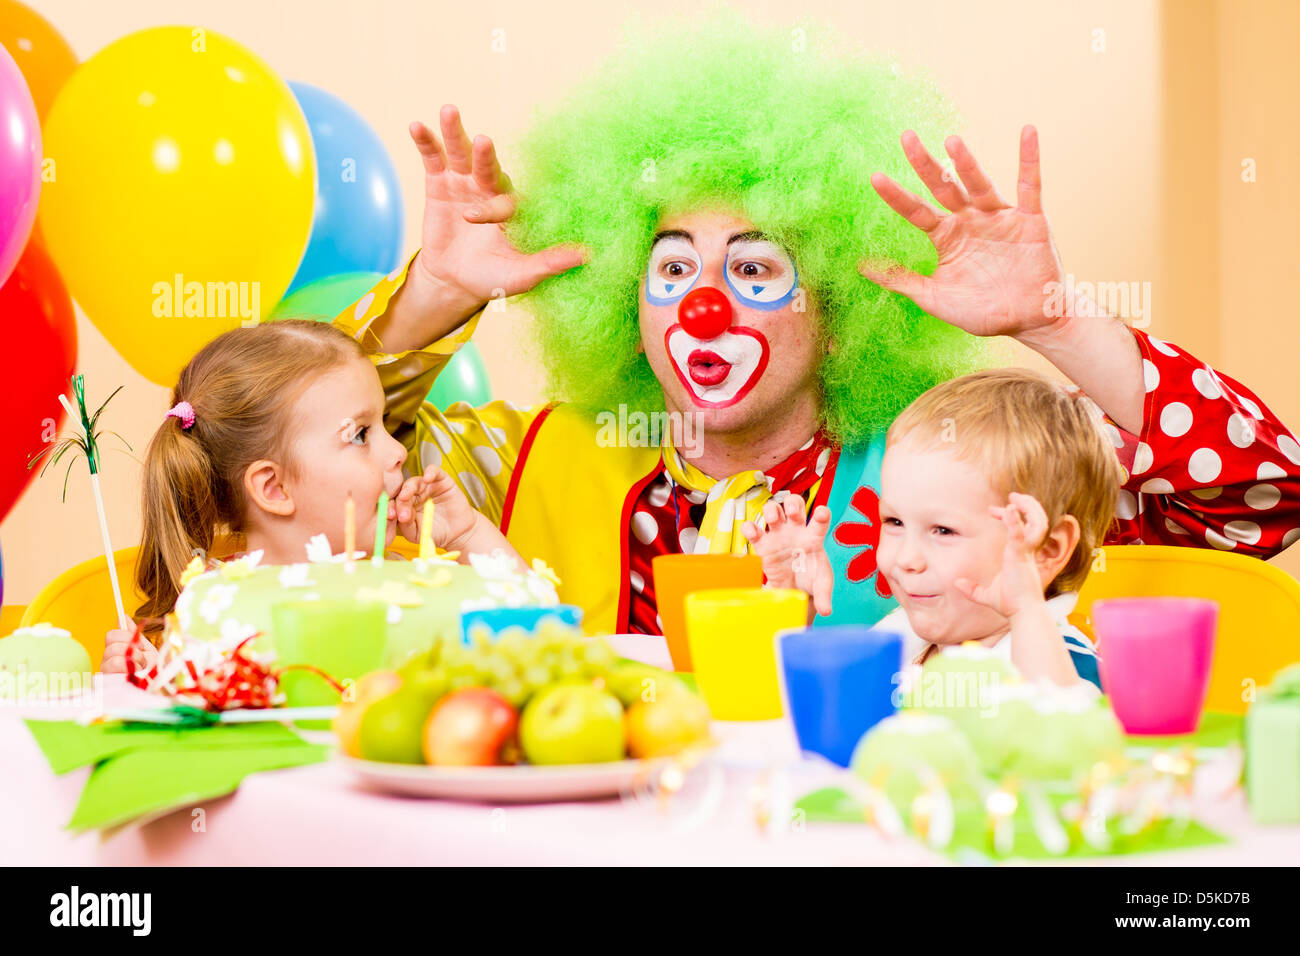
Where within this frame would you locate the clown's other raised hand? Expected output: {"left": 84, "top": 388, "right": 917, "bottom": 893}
{"left": 860, "top": 125, "right": 1066, "bottom": 342}
{"left": 375, "top": 106, "right": 589, "bottom": 349}
{"left": 952, "top": 492, "right": 1050, "bottom": 620}
{"left": 740, "top": 494, "right": 834, "bottom": 618}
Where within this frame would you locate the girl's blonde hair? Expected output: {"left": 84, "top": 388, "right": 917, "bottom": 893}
{"left": 135, "top": 320, "right": 367, "bottom": 631}
{"left": 885, "top": 368, "right": 1123, "bottom": 597}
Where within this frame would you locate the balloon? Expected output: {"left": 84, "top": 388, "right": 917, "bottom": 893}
{"left": 285, "top": 82, "right": 403, "bottom": 294}
{"left": 39, "top": 27, "right": 315, "bottom": 387}
{"left": 0, "top": 41, "right": 40, "bottom": 287}
{"left": 0, "top": 0, "right": 77, "bottom": 120}
{"left": 427, "top": 343, "right": 492, "bottom": 410}
{"left": 269, "top": 271, "right": 388, "bottom": 322}
{"left": 0, "top": 240, "right": 76, "bottom": 524}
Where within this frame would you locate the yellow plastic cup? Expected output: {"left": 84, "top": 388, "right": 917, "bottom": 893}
{"left": 684, "top": 587, "right": 809, "bottom": 720}
{"left": 652, "top": 553, "right": 763, "bottom": 672}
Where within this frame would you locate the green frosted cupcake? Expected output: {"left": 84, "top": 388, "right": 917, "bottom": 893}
{"left": 0, "top": 624, "right": 93, "bottom": 698}
{"left": 850, "top": 711, "right": 985, "bottom": 810}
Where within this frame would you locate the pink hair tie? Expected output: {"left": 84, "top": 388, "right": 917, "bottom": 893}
{"left": 166, "top": 401, "right": 196, "bottom": 430}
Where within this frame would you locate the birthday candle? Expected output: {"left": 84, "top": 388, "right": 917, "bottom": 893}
{"left": 344, "top": 493, "right": 356, "bottom": 568}
{"left": 374, "top": 492, "right": 389, "bottom": 564}
{"left": 419, "top": 499, "right": 435, "bottom": 560}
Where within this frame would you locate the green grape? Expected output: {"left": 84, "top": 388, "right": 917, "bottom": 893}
{"left": 523, "top": 665, "right": 551, "bottom": 693}
{"left": 497, "top": 678, "right": 528, "bottom": 710}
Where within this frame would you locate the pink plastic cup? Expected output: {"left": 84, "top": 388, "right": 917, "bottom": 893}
{"left": 1093, "top": 597, "right": 1218, "bottom": 735}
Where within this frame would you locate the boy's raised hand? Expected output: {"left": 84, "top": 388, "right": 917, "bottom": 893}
{"left": 740, "top": 494, "right": 835, "bottom": 617}
{"left": 406, "top": 106, "right": 588, "bottom": 321}
{"left": 953, "top": 491, "right": 1049, "bottom": 619}
{"left": 393, "top": 464, "right": 481, "bottom": 552}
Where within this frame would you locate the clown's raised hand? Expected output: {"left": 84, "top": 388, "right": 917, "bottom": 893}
{"left": 952, "top": 492, "right": 1050, "bottom": 620}
{"left": 740, "top": 495, "right": 834, "bottom": 618}
{"left": 401, "top": 106, "right": 588, "bottom": 331}
{"left": 860, "top": 126, "right": 1067, "bottom": 340}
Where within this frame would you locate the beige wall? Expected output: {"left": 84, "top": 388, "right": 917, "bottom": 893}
{"left": 4, "top": 0, "right": 1297, "bottom": 602}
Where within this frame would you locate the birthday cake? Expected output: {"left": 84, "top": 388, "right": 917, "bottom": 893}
{"left": 173, "top": 536, "right": 562, "bottom": 669}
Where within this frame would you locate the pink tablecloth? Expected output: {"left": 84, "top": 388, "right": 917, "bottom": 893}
{"left": 2, "top": 637, "right": 1297, "bottom": 866}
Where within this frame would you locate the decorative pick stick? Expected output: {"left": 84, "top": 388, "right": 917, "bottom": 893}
{"left": 373, "top": 492, "right": 389, "bottom": 565}
{"left": 344, "top": 492, "right": 356, "bottom": 572}
{"left": 28, "top": 375, "right": 132, "bottom": 631}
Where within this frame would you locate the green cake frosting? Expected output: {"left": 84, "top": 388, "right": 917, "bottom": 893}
{"left": 174, "top": 546, "right": 559, "bottom": 669}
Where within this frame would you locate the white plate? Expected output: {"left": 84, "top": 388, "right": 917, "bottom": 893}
{"left": 338, "top": 755, "right": 675, "bottom": 803}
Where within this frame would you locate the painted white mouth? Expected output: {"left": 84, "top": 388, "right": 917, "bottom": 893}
{"left": 666, "top": 328, "right": 765, "bottom": 405}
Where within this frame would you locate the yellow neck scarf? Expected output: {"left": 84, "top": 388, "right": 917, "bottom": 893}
{"left": 661, "top": 440, "right": 829, "bottom": 556}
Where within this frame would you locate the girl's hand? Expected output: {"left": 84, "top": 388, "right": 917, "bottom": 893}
{"left": 860, "top": 125, "right": 1067, "bottom": 341}
{"left": 953, "top": 492, "right": 1049, "bottom": 619}
{"left": 740, "top": 495, "right": 835, "bottom": 618}
{"left": 102, "top": 628, "right": 157, "bottom": 676}
{"left": 407, "top": 106, "right": 588, "bottom": 319}
{"left": 394, "top": 464, "right": 481, "bottom": 551}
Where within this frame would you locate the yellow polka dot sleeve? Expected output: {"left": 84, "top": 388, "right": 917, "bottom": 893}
{"left": 334, "top": 253, "right": 545, "bottom": 527}
{"left": 407, "top": 399, "right": 546, "bottom": 526}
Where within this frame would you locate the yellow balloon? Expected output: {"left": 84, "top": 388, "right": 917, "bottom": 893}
{"left": 39, "top": 27, "right": 314, "bottom": 386}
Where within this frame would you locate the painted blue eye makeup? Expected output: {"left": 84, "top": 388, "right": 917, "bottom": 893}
{"left": 645, "top": 237, "right": 702, "bottom": 306}
{"left": 724, "top": 240, "right": 798, "bottom": 311}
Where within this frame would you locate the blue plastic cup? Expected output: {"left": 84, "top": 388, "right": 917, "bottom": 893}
{"left": 458, "top": 604, "right": 584, "bottom": 645}
{"left": 778, "top": 625, "right": 904, "bottom": 767}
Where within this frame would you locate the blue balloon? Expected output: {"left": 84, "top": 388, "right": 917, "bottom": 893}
{"left": 286, "top": 82, "right": 404, "bottom": 294}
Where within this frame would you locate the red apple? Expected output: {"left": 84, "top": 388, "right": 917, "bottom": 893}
{"left": 423, "top": 688, "right": 520, "bottom": 766}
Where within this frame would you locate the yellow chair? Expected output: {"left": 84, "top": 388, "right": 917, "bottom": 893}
{"left": 1072, "top": 545, "right": 1300, "bottom": 715}
{"left": 0, "top": 605, "right": 27, "bottom": 637}
{"left": 19, "top": 547, "right": 147, "bottom": 672}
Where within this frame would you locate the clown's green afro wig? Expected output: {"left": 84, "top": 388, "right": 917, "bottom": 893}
{"left": 508, "top": 15, "right": 987, "bottom": 448}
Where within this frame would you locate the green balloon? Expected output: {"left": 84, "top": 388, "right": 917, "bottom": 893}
{"left": 426, "top": 343, "right": 493, "bottom": 410}
{"left": 268, "top": 271, "right": 386, "bottom": 322}
{"left": 269, "top": 271, "right": 494, "bottom": 409}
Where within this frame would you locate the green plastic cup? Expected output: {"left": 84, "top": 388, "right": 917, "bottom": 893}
{"left": 270, "top": 601, "right": 389, "bottom": 721}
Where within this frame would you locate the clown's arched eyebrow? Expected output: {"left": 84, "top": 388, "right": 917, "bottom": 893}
{"left": 652, "top": 229, "right": 769, "bottom": 245}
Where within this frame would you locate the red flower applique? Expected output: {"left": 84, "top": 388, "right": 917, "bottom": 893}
{"left": 833, "top": 485, "right": 892, "bottom": 598}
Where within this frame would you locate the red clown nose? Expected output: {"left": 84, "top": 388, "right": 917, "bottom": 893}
{"left": 677, "top": 287, "right": 732, "bottom": 340}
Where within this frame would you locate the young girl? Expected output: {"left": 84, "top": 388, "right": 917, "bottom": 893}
{"left": 743, "top": 368, "right": 1121, "bottom": 689}
{"left": 101, "top": 319, "right": 523, "bottom": 673}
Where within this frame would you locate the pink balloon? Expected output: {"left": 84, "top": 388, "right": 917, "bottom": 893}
{"left": 0, "top": 42, "right": 41, "bottom": 286}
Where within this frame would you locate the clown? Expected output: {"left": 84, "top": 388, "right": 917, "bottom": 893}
{"left": 336, "top": 20, "right": 1300, "bottom": 636}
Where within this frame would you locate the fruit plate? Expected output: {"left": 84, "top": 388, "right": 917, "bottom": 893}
{"left": 338, "top": 755, "right": 673, "bottom": 804}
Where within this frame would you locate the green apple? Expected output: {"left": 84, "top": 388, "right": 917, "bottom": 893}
{"left": 358, "top": 686, "right": 436, "bottom": 764}
{"left": 519, "top": 683, "right": 626, "bottom": 765}
{"left": 604, "top": 662, "right": 684, "bottom": 708}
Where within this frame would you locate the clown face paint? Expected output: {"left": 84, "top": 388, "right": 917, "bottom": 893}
{"left": 645, "top": 234, "right": 702, "bottom": 306}
{"left": 639, "top": 209, "right": 823, "bottom": 443}
{"left": 664, "top": 311, "right": 771, "bottom": 408}
{"left": 723, "top": 238, "right": 799, "bottom": 310}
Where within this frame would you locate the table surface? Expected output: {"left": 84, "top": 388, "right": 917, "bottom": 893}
{"left": 2, "top": 636, "right": 1296, "bottom": 866}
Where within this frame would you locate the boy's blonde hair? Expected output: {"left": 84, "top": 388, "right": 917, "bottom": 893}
{"left": 885, "top": 367, "right": 1123, "bottom": 597}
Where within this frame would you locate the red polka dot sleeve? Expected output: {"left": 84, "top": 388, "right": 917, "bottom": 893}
{"left": 1101, "top": 328, "right": 1300, "bottom": 557}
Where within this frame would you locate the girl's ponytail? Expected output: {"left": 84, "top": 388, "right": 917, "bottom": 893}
{"left": 134, "top": 398, "right": 221, "bottom": 635}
